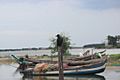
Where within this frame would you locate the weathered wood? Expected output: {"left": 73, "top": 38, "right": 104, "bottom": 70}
{"left": 24, "top": 58, "right": 58, "bottom": 64}
{"left": 58, "top": 47, "right": 64, "bottom": 80}
{"left": 67, "top": 50, "right": 106, "bottom": 61}
{"left": 67, "top": 56, "right": 107, "bottom": 66}
{"left": 67, "top": 54, "right": 95, "bottom": 61}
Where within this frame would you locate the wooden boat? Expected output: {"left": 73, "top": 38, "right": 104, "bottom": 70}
{"left": 11, "top": 55, "right": 57, "bottom": 64}
{"left": 20, "top": 56, "right": 107, "bottom": 76}
{"left": 21, "top": 63, "right": 106, "bottom": 76}
{"left": 67, "top": 49, "right": 106, "bottom": 61}
{"left": 11, "top": 53, "right": 107, "bottom": 68}
{"left": 11, "top": 49, "right": 107, "bottom": 70}
{"left": 11, "top": 50, "right": 106, "bottom": 65}
{"left": 11, "top": 50, "right": 107, "bottom": 76}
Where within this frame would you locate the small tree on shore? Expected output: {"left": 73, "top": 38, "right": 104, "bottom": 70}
{"left": 49, "top": 33, "right": 71, "bottom": 60}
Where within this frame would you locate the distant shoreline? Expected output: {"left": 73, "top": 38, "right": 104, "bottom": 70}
{"left": 0, "top": 47, "right": 83, "bottom": 52}
{"left": 0, "top": 47, "right": 120, "bottom": 52}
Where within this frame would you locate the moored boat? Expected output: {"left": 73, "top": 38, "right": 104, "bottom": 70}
{"left": 11, "top": 50, "right": 108, "bottom": 76}
{"left": 20, "top": 56, "right": 107, "bottom": 76}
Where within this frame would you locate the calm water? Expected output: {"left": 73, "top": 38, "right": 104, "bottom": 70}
{"left": 0, "top": 48, "right": 120, "bottom": 57}
{"left": 0, "top": 49, "right": 120, "bottom": 80}
{"left": 0, "top": 64, "right": 120, "bottom": 80}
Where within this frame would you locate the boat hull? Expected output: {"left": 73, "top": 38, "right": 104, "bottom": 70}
{"left": 22, "top": 63, "right": 106, "bottom": 76}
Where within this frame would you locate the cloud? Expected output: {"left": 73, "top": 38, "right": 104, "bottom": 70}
{"left": 1, "top": 0, "right": 120, "bottom": 10}
{"left": 76, "top": 0, "right": 120, "bottom": 10}
{"left": 0, "top": 0, "right": 48, "bottom": 4}
{"left": 67, "top": 0, "right": 120, "bottom": 10}
{"left": 0, "top": 0, "right": 120, "bottom": 48}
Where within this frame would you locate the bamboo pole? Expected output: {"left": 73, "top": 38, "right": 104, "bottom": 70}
{"left": 58, "top": 47, "right": 64, "bottom": 80}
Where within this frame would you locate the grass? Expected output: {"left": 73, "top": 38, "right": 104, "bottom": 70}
{"left": 107, "top": 54, "right": 120, "bottom": 66}
{"left": 109, "top": 54, "right": 120, "bottom": 60}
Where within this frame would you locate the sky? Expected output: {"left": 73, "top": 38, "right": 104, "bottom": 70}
{"left": 0, "top": 0, "right": 120, "bottom": 49}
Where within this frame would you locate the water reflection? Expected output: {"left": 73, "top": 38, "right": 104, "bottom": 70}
{"left": 0, "top": 64, "right": 105, "bottom": 80}
{"left": 22, "top": 75, "right": 105, "bottom": 80}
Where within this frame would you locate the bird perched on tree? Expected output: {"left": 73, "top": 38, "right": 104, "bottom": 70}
{"left": 56, "top": 34, "right": 63, "bottom": 47}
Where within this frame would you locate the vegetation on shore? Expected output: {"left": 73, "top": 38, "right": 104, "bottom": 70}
{"left": 107, "top": 54, "right": 120, "bottom": 66}
{"left": 83, "top": 35, "right": 120, "bottom": 48}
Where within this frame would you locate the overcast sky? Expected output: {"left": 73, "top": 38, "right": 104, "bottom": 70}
{"left": 0, "top": 0, "right": 120, "bottom": 49}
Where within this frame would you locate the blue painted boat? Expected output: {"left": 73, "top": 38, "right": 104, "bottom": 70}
{"left": 21, "top": 57, "right": 107, "bottom": 76}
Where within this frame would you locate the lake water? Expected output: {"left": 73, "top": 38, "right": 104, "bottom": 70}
{"left": 0, "top": 64, "right": 120, "bottom": 80}
{"left": 0, "top": 48, "right": 120, "bottom": 80}
{"left": 0, "top": 48, "right": 120, "bottom": 57}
